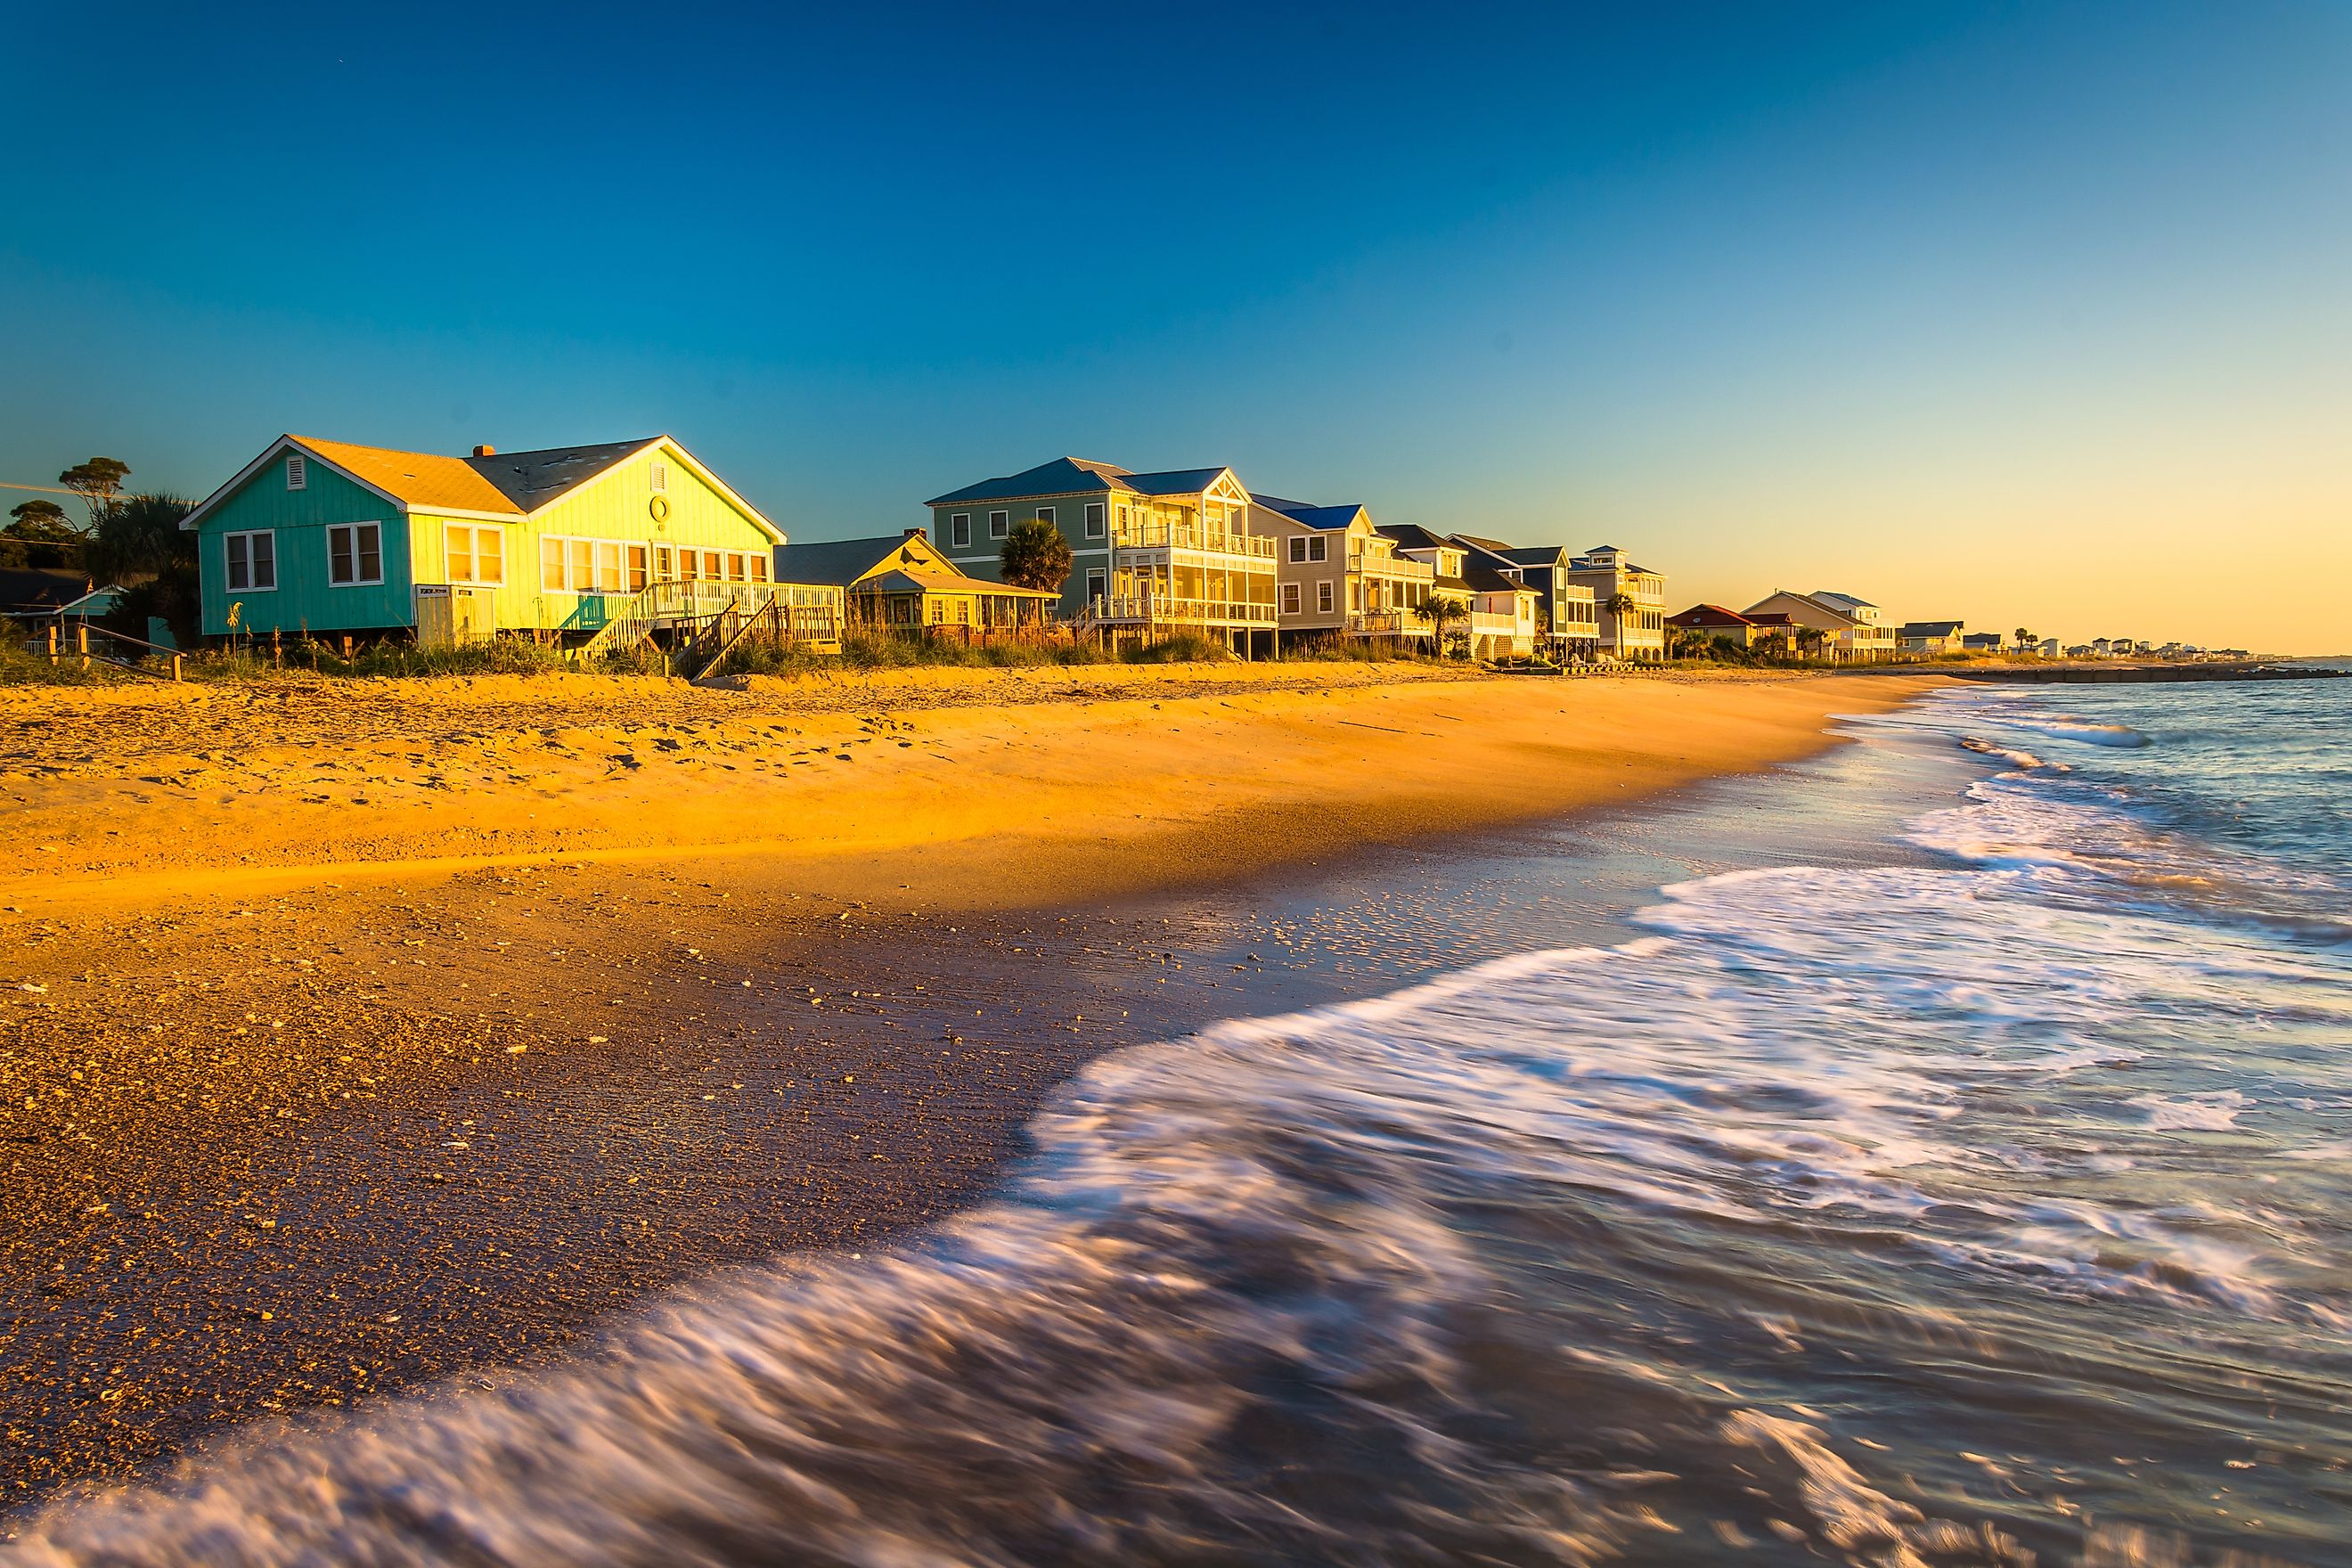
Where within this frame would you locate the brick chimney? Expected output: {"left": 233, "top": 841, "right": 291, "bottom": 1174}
{"left": 472, "top": 445, "right": 496, "bottom": 457}
{"left": 904, "top": 525, "right": 927, "bottom": 540}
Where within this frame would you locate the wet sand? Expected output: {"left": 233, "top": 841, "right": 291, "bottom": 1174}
{"left": 0, "top": 664, "right": 1937, "bottom": 1503}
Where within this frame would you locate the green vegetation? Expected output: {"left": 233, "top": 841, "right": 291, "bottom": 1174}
{"left": 2, "top": 498, "right": 84, "bottom": 569}
{"left": 1000, "top": 519, "right": 1074, "bottom": 595}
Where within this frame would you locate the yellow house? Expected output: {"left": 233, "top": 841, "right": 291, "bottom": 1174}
{"left": 772, "top": 531, "right": 1058, "bottom": 631}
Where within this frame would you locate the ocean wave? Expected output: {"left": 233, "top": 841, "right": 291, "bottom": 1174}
{"left": 12, "top": 686, "right": 2350, "bottom": 1566}
{"left": 15, "top": 836, "right": 2350, "bottom": 1564}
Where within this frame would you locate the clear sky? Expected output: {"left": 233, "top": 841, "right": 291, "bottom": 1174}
{"left": 5, "top": 1, "right": 2347, "bottom": 651}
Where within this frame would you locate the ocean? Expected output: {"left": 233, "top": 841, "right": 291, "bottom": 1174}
{"left": 9, "top": 674, "right": 2349, "bottom": 1567}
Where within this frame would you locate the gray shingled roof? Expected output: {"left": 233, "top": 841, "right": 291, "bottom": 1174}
{"left": 1377, "top": 522, "right": 1454, "bottom": 552}
{"left": 772, "top": 535, "right": 932, "bottom": 587}
{"left": 463, "top": 439, "right": 660, "bottom": 510}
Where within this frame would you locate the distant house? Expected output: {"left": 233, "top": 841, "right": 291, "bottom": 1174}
{"left": 1252, "top": 498, "right": 1434, "bottom": 646}
{"left": 1454, "top": 537, "right": 1599, "bottom": 660}
{"left": 924, "top": 457, "right": 1277, "bottom": 654}
{"left": 1667, "top": 603, "right": 1764, "bottom": 649}
{"left": 772, "top": 530, "right": 1058, "bottom": 632}
{"left": 1563, "top": 546, "right": 1667, "bottom": 661}
{"left": 1898, "top": 619, "right": 1966, "bottom": 656}
{"left": 1961, "top": 632, "right": 2006, "bottom": 653}
{"left": 178, "top": 435, "right": 787, "bottom": 643}
{"left": 1745, "top": 590, "right": 1898, "bottom": 661}
{"left": 0, "top": 567, "right": 96, "bottom": 618}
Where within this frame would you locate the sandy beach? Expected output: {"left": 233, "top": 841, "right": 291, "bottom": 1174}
{"left": 0, "top": 663, "right": 1933, "bottom": 1501}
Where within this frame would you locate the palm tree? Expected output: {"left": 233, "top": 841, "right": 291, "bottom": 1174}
{"left": 1000, "top": 519, "right": 1074, "bottom": 595}
{"left": 1412, "top": 593, "right": 1470, "bottom": 657}
{"left": 2013, "top": 626, "right": 2036, "bottom": 653}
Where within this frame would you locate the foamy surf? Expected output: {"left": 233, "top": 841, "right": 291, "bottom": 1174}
{"left": 9, "top": 678, "right": 2351, "bottom": 1567}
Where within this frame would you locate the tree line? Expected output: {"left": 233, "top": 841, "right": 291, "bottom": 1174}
{"left": 5, "top": 456, "right": 197, "bottom": 642}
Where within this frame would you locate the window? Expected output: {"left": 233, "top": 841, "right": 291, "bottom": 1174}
{"left": 1036, "top": 506, "right": 1054, "bottom": 527}
{"left": 225, "top": 530, "right": 276, "bottom": 592}
{"left": 445, "top": 524, "right": 505, "bottom": 585}
{"left": 989, "top": 510, "right": 1009, "bottom": 540}
{"left": 1316, "top": 581, "right": 1334, "bottom": 614}
{"left": 747, "top": 553, "right": 769, "bottom": 584}
{"left": 726, "top": 551, "right": 747, "bottom": 583}
{"left": 1086, "top": 568, "right": 1106, "bottom": 602}
{"left": 627, "top": 544, "right": 649, "bottom": 592}
{"left": 1084, "top": 502, "right": 1104, "bottom": 538}
{"left": 1288, "top": 536, "right": 1307, "bottom": 564}
{"left": 328, "top": 522, "right": 383, "bottom": 586}
{"left": 649, "top": 461, "right": 669, "bottom": 494}
{"left": 951, "top": 513, "right": 970, "bottom": 548}
{"left": 652, "top": 544, "right": 676, "bottom": 582}
{"left": 1308, "top": 536, "right": 1327, "bottom": 563}
{"left": 701, "top": 550, "right": 722, "bottom": 578}
{"left": 1281, "top": 582, "right": 1302, "bottom": 615}
{"left": 285, "top": 454, "right": 306, "bottom": 491}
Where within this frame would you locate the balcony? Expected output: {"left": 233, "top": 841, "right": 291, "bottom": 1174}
{"left": 1089, "top": 594, "right": 1277, "bottom": 628}
{"left": 1346, "top": 610, "right": 1418, "bottom": 635}
{"left": 1113, "top": 523, "right": 1278, "bottom": 559}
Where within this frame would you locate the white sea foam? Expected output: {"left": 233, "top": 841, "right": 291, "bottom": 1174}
{"left": 12, "top": 685, "right": 2350, "bottom": 1565}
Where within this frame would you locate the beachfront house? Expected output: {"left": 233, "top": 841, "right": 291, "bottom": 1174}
{"left": 924, "top": 457, "right": 1278, "bottom": 655}
{"left": 772, "top": 530, "right": 1058, "bottom": 633}
{"left": 1962, "top": 632, "right": 2006, "bottom": 653}
{"left": 1667, "top": 603, "right": 1767, "bottom": 651}
{"left": 1456, "top": 538, "right": 1600, "bottom": 661}
{"left": 1898, "top": 619, "right": 1966, "bottom": 656}
{"left": 1744, "top": 589, "right": 1898, "bottom": 662}
{"left": 1250, "top": 499, "right": 1436, "bottom": 648}
{"left": 1376, "top": 524, "right": 1479, "bottom": 644}
{"left": 178, "top": 434, "right": 797, "bottom": 645}
{"left": 1563, "top": 546, "right": 1667, "bottom": 661}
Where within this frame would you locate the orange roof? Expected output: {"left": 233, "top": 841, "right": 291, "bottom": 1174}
{"left": 290, "top": 436, "right": 523, "bottom": 516}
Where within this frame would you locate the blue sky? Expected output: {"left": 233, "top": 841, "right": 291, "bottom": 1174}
{"left": 6, "top": 1, "right": 2348, "bottom": 647}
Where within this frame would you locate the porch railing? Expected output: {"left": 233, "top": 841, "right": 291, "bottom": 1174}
{"left": 1111, "top": 524, "right": 1278, "bottom": 559}
{"left": 1088, "top": 594, "right": 1277, "bottom": 627}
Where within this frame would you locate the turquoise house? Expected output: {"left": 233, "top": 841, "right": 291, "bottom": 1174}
{"left": 178, "top": 434, "right": 786, "bottom": 642}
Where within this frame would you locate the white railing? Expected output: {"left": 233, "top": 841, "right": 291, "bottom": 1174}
{"left": 1113, "top": 524, "right": 1278, "bottom": 559}
{"left": 1090, "top": 594, "right": 1277, "bottom": 627}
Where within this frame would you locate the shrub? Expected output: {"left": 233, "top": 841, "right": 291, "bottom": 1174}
{"left": 1122, "top": 632, "right": 1229, "bottom": 665}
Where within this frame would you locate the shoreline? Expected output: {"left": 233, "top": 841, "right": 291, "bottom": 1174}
{"left": 0, "top": 665, "right": 1940, "bottom": 1501}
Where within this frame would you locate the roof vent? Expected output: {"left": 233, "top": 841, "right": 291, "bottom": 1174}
{"left": 473, "top": 445, "right": 496, "bottom": 457}
{"left": 285, "top": 453, "right": 306, "bottom": 491}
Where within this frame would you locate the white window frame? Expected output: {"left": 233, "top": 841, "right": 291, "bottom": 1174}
{"left": 1308, "top": 535, "right": 1327, "bottom": 563}
{"left": 1287, "top": 535, "right": 1306, "bottom": 564}
{"left": 989, "top": 510, "right": 1009, "bottom": 540}
{"left": 224, "top": 529, "right": 277, "bottom": 592}
{"left": 649, "top": 461, "right": 669, "bottom": 494}
{"left": 444, "top": 523, "right": 506, "bottom": 586}
{"left": 327, "top": 522, "right": 385, "bottom": 587}
{"left": 285, "top": 454, "right": 306, "bottom": 491}
{"left": 539, "top": 533, "right": 640, "bottom": 594}
{"left": 1035, "top": 506, "right": 1055, "bottom": 527}
{"left": 1281, "top": 582, "right": 1302, "bottom": 615}
{"left": 1316, "top": 580, "right": 1334, "bottom": 614}
{"left": 1086, "top": 568, "right": 1106, "bottom": 602}
{"left": 951, "top": 512, "right": 970, "bottom": 548}
{"left": 1083, "top": 502, "right": 1104, "bottom": 538}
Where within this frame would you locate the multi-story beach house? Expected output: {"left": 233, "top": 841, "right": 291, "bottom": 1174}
{"left": 1563, "top": 545, "right": 1667, "bottom": 661}
{"left": 1376, "top": 523, "right": 1478, "bottom": 639}
{"left": 1456, "top": 538, "right": 1600, "bottom": 661}
{"left": 1898, "top": 619, "right": 1966, "bottom": 656}
{"left": 1249, "top": 498, "right": 1436, "bottom": 648}
{"left": 924, "top": 456, "right": 1278, "bottom": 655}
{"left": 177, "top": 434, "right": 797, "bottom": 645}
{"left": 1744, "top": 589, "right": 1898, "bottom": 661}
